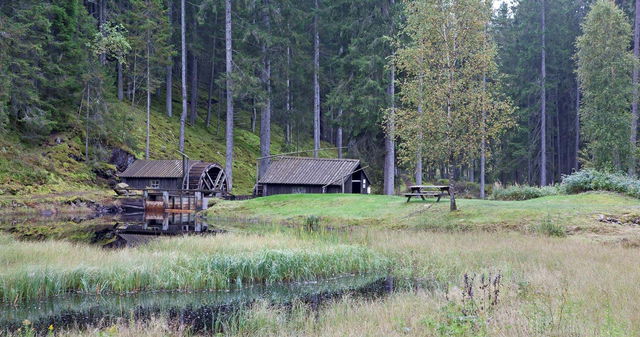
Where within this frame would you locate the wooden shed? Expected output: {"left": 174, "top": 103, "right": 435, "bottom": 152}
{"left": 118, "top": 160, "right": 228, "bottom": 195}
{"left": 255, "top": 156, "right": 370, "bottom": 197}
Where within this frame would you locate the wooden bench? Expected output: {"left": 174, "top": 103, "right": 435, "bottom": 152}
{"left": 404, "top": 185, "right": 451, "bottom": 203}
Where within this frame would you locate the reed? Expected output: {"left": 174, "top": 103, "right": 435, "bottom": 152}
{"left": 0, "top": 233, "right": 388, "bottom": 303}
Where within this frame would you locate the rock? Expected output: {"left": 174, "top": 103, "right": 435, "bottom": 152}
{"left": 109, "top": 148, "right": 136, "bottom": 172}
{"left": 114, "top": 182, "right": 130, "bottom": 195}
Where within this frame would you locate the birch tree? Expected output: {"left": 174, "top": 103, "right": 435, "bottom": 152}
{"left": 395, "top": 0, "right": 512, "bottom": 211}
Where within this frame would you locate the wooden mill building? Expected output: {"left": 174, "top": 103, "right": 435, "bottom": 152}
{"left": 118, "top": 160, "right": 228, "bottom": 196}
{"left": 255, "top": 156, "right": 370, "bottom": 197}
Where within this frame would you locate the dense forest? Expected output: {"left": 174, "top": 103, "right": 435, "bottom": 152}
{"left": 1, "top": 0, "right": 640, "bottom": 194}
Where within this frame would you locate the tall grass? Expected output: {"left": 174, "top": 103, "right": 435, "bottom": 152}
{"left": 6, "top": 230, "right": 640, "bottom": 336}
{"left": 0, "top": 233, "right": 388, "bottom": 303}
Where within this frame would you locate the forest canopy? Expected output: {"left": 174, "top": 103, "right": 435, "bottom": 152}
{"left": 1, "top": 0, "right": 639, "bottom": 194}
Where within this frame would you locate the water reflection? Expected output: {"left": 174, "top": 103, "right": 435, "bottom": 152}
{"left": 0, "top": 274, "right": 389, "bottom": 334}
{"left": 0, "top": 211, "right": 223, "bottom": 246}
{"left": 105, "top": 212, "right": 224, "bottom": 247}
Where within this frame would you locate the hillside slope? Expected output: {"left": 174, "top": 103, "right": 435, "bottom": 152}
{"left": 0, "top": 96, "right": 324, "bottom": 196}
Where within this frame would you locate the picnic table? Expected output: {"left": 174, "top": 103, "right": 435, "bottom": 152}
{"left": 403, "top": 185, "right": 451, "bottom": 203}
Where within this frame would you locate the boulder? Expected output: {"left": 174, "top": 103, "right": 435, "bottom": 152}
{"left": 114, "top": 182, "right": 130, "bottom": 195}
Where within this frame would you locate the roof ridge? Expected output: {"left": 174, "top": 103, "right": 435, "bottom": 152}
{"left": 275, "top": 156, "right": 359, "bottom": 162}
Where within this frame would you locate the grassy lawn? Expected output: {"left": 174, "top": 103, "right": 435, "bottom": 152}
{"left": 206, "top": 192, "right": 640, "bottom": 238}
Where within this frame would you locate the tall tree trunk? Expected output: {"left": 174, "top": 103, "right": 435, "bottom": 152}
{"left": 117, "top": 61, "right": 124, "bottom": 101}
{"left": 131, "top": 54, "right": 137, "bottom": 106}
{"left": 225, "top": 0, "right": 234, "bottom": 191}
{"left": 337, "top": 109, "right": 343, "bottom": 159}
{"left": 85, "top": 87, "right": 90, "bottom": 162}
{"left": 555, "top": 87, "right": 561, "bottom": 182}
{"left": 179, "top": 0, "right": 188, "bottom": 152}
{"left": 631, "top": 0, "right": 640, "bottom": 175}
{"left": 206, "top": 38, "right": 215, "bottom": 128}
{"left": 383, "top": 0, "right": 395, "bottom": 196}
{"left": 415, "top": 103, "right": 423, "bottom": 185}
{"left": 166, "top": 0, "right": 173, "bottom": 117}
{"left": 480, "top": 73, "right": 487, "bottom": 199}
{"left": 575, "top": 0, "right": 584, "bottom": 172}
{"left": 384, "top": 65, "right": 396, "bottom": 195}
{"left": 99, "top": 0, "right": 106, "bottom": 65}
{"left": 575, "top": 79, "right": 580, "bottom": 171}
{"left": 285, "top": 44, "right": 291, "bottom": 146}
{"left": 146, "top": 39, "right": 151, "bottom": 160}
{"left": 190, "top": 53, "right": 198, "bottom": 125}
{"left": 416, "top": 68, "right": 424, "bottom": 185}
{"left": 259, "top": 0, "right": 271, "bottom": 179}
{"left": 313, "top": 0, "right": 321, "bottom": 158}
{"left": 540, "top": 0, "right": 547, "bottom": 186}
{"left": 251, "top": 104, "right": 256, "bottom": 133}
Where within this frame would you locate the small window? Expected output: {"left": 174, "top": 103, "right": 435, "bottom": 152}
{"left": 150, "top": 180, "right": 160, "bottom": 189}
{"left": 292, "top": 186, "right": 306, "bottom": 194}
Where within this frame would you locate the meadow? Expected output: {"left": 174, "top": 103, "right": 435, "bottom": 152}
{"left": 4, "top": 193, "right": 640, "bottom": 336}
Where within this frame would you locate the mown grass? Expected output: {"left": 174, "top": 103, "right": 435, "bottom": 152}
{"left": 0, "top": 233, "right": 387, "bottom": 303}
{"left": 206, "top": 192, "right": 640, "bottom": 235}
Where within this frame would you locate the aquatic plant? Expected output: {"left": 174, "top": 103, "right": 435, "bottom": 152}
{"left": 0, "top": 234, "right": 388, "bottom": 303}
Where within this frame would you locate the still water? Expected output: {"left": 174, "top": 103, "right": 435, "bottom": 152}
{"left": 1, "top": 274, "right": 393, "bottom": 334}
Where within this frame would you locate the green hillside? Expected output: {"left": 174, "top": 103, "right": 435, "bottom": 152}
{"left": 0, "top": 96, "right": 325, "bottom": 196}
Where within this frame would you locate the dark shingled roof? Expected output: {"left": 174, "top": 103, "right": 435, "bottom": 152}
{"left": 118, "top": 160, "right": 198, "bottom": 178}
{"left": 258, "top": 156, "right": 362, "bottom": 186}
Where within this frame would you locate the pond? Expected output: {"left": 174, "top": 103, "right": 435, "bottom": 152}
{"left": 0, "top": 212, "right": 429, "bottom": 334}
{"left": 0, "top": 274, "right": 396, "bottom": 334}
{"left": 0, "top": 211, "right": 225, "bottom": 246}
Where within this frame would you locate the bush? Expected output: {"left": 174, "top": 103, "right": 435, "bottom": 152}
{"left": 433, "top": 179, "right": 489, "bottom": 198}
{"left": 491, "top": 184, "right": 559, "bottom": 201}
{"left": 561, "top": 169, "right": 640, "bottom": 198}
{"left": 534, "top": 217, "right": 566, "bottom": 237}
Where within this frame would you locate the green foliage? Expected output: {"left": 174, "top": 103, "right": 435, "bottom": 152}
{"left": 493, "top": 0, "right": 588, "bottom": 184}
{"left": 0, "top": 1, "right": 96, "bottom": 141}
{"left": 492, "top": 184, "right": 559, "bottom": 201}
{"left": 88, "top": 22, "right": 131, "bottom": 65}
{"left": 423, "top": 302, "right": 487, "bottom": 337}
{"left": 534, "top": 215, "right": 566, "bottom": 237}
{"left": 394, "top": 0, "right": 513, "bottom": 179}
{"left": 576, "top": 0, "right": 635, "bottom": 171}
{"left": 561, "top": 169, "right": 640, "bottom": 198}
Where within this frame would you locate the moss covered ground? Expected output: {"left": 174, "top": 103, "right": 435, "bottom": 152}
{"left": 0, "top": 95, "right": 329, "bottom": 196}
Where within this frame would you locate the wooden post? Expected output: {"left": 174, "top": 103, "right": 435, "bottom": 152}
{"left": 162, "top": 213, "right": 169, "bottom": 231}
{"left": 162, "top": 191, "right": 169, "bottom": 209}
{"left": 195, "top": 192, "right": 202, "bottom": 210}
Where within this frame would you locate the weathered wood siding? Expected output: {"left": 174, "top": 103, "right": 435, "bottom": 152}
{"left": 263, "top": 184, "right": 343, "bottom": 196}
{"left": 123, "top": 177, "right": 181, "bottom": 190}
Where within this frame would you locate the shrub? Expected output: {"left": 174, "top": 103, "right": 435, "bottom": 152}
{"left": 491, "top": 184, "right": 559, "bottom": 201}
{"left": 534, "top": 217, "right": 566, "bottom": 237}
{"left": 433, "top": 179, "right": 489, "bottom": 198}
{"left": 561, "top": 169, "right": 640, "bottom": 198}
